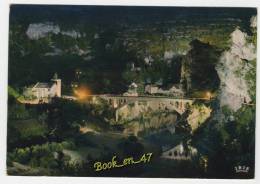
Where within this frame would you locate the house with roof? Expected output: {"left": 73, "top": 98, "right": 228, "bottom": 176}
{"left": 123, "top": 82, "right": 138, "bottom": 96}
{"left": 23, "top": 73, "right": 61, "bottom": 103}
{"left": 161, "top": 142, "right": 198, "bottom": 160}
{"left": 145, "top": 84, "right": 159, "bottom": 94}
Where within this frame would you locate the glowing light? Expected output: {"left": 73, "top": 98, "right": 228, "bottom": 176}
{"left": 206, "top": 91, "right": 212, "bottom": 99}
{"left": 74, "top": 86, "right": 91, "bottom": 100}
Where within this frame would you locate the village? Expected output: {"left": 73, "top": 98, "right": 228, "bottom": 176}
{"left": 7, "top": 5, "right": 256, "bottom": 178}
{"left": 17, "top": 72, "right": 214, "bottom": 164}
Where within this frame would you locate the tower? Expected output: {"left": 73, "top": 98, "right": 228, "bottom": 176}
{"left": 51, "top": 73, "right": 61, "bottom": 97}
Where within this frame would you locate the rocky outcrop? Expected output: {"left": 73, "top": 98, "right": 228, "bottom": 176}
{"left": 216, "top": 24, "right": 256, "bottom": 111}
{"left": 123, "top": 112, "right": 178, "bottom": 136}
{"left": 61, "top": 30, "right": 81, "bottom": 38}
{"left": 187, "top": 104, "right": 212, "bottom": 132}
{"left": 26, "top": 23, "right": 60, "bottom": 40}
{"left": 26, "top": 22, "right": 81, "bottom": 40}
{"left": 180, "top": 39, "right": 221, "bottom": 92}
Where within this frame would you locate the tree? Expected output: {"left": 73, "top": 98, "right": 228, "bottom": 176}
{"left": 117, "top": 136, "right": 144, "bottom": 158}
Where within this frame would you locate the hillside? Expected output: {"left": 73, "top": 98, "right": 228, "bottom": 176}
{"left": 9, "top": 6, "right": 256, "bottom": 95}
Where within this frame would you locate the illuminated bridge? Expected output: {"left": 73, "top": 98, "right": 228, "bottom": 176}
{"left": 62, "top": 94, "right": 212, "bottom": 122}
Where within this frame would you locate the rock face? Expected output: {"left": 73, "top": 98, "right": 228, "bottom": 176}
{"left": 26, "top": 23, "right": 60, "bottom": 40}
{"left": 26, "top": 22, "right": 81, "bottom": 40}
{"left": 187, "top": 104, "right": 212, "bottom": 132}
{"left": 250, "top": 16, "right": 257, "bottom": 28}
{"left": 180, "top": 40, "right": 221, "bottom": 92}
{"left": 61, "top": 30, "right": 81, "bottom": 38}
{"left": 216, "top": 27, "right": 256, "bottom": 111}
{"left": 123, "top": 112, "right": 178, "bottom": 136}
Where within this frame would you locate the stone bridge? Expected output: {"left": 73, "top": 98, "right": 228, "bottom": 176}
{"left": 90, "top": 95, "right": 194, "bottom": 118}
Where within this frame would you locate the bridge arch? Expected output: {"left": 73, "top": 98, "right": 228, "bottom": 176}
{"left": 95, "top": 95, "right": 194, "bottom": 121}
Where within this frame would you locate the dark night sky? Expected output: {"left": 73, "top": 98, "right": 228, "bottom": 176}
{"left": 10, "top": 5, "right": 256, "bottom": 25}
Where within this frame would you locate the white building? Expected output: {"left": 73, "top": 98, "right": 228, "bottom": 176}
{"left": 145, "top": 85, "right": 159, "bottom": 94}
{"left": 130, "top": 63, "right": 141, "bottom": 72}
{"left": 161, "top": 142, "right": 197, "bottom": 160}
{"left": 157, "top": 85, "right": 184, "bottom": 97}
{"left": 123, "top": 82, "right": 138, "bottom": 96}
{"left": 23, "top": 73, "right": 61, "bottom": 100}
{"left": 145, "top": 84, "right": 184, "bottom": 97}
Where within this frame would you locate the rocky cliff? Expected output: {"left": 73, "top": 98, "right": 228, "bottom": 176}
{"left": 215, "top": 16, "right": 256, "bottom": 112}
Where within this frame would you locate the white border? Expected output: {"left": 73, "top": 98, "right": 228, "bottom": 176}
{"left": 0, "top": 1, "right": 260, "bottom": 184}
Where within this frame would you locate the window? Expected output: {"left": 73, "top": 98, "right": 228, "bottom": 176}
{"left": 174, "top": 151, "right": 178, "bottom": 156}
